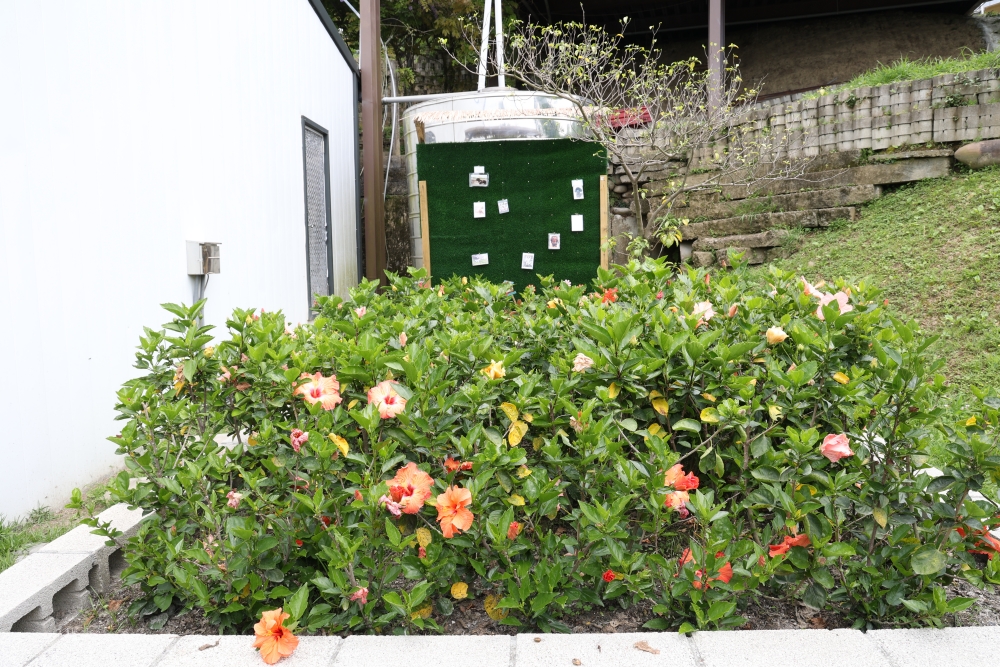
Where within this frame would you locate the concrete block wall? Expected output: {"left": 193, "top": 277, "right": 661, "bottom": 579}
{"left": 0, "top": 504, "right": 146, "bottom": 632}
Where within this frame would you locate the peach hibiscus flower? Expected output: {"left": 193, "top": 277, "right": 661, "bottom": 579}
{"left": 693, "top": 301, "right": 715, "bottom": 322}
{"left": 820, "top": 433, "right": 854, "bottom": 463}
{"left": 572, "top": 353, "right": 594, "bottom": 373}
{"left": 435, "top": 485, "right": 474, "bottom": 538}
{"left": 252, "top": 608, "right": 299, "bottom": 664}
{"left": 368, "top": 380, "right": 406, "bottom": 419}
{"left": 766, "top": 326, "right": 788, "bottom": 345}
{"left": 386, "top": 462, "right": 434, "bottom": 514}
{"left": 294, "top": 372, "right": 342, "bottom": 410}
{"left": 815, "top": 291, "right": 853, "bottom": 320}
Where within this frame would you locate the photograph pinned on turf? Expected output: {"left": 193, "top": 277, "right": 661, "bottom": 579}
{"left": 469, "top": 173, "right": 490, "bottom": 187}
{"left": 473, "top": 201, "right": 486, "bottom": 218}
{"left": 471, "top": 253, "right": 489, "bottom": 266}
{"left": 571, "top": 214, "right": 584, "bottom": 232}
{"left": 572, "top": 178, "right": 584, "bottom": 200}
{"left": 521, "top": 253, "right": 534, "bottom": 270}
{"left": 498, "top": 199, "right": 510, "bottom": 214}
{"left": 548, "top": 233, "right": 561, "bottom": 250}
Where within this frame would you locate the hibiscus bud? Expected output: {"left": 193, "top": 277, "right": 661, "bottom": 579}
{"left": 728, "top": 304, "right": 738, "bottom": 318}
{"left": 418, "top": 546, "right": 427, "bottom": 558}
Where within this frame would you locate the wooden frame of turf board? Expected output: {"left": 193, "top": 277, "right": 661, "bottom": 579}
{"left": 416, "top": 139, "right": 607, "bottom": 292}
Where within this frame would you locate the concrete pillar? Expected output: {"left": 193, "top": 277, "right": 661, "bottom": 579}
{"left": 361, "top": 0, "right": 388, "bottom": 284}
{"left": 708, "top": 0, "right": 725, "bottom": 109}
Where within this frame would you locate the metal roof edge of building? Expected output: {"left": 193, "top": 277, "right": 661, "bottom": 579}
{"left": 307, "top": 0, "right": 360, "bottom": 77}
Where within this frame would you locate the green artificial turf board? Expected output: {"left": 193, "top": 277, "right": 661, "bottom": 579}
{"left": 417, "top": 139, "right": 606, "bottom": 293}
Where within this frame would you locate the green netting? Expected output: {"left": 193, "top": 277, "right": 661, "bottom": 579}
{"left": 417, "top": 139, "right": 607, "bottom": 293}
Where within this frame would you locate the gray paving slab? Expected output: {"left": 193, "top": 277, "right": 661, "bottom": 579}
{"left": 156, "top": 635, "right": 342, "bottom": 667}
{"left": 516, "top": 631, "right": 698, "bottom": 667}
{"left": 868, "top": 626, "right": 1000, "bottom": 667}
{"left": 35, "top": 525, "right": 112, "bottom": 555}
{"left": 24, "top": 633, "right": 178, "bottom": 667}
{"left": 334, "top": 634, "right": 512, "bottom": 667}
{"left": 690, "top": 628, "right": 890, "bottom": 667}
{"left": 3, "top": 632, "right": 61, "bottom": 666}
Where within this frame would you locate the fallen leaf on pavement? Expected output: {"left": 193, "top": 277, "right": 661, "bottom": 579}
{"left": 634, "top": 641, "right": 660, "bottom": 654}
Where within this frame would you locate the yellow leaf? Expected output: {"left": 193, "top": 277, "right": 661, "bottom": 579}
{"left": 652, "top": 398, "right": 669, "bottom": 416}
{"left": 700, "top": 407, "right": 720, "bottom": 424}
{"left": 702, "top": 392, "right": 716, "bottom": 402}
{"left": 348, "top": 399, "right": 359, "bottom": 410}
{"left": 416, "top": 527, "right": 432, "bottom": 548}
{"left": 522, "top": 413, "right": 533, "bottom": 423}
{"left": 608, "top": 382, "right": 620, "bottom": 399}
{"left": 649, "top": 390, "right": 663, "bottom": 399}
{"left": 328, "top": 434, "right": 349, "bottom": 457}
{"left": 872, "top": 507, "right": 888, "bottom": 528}
{"left": 484, "top": 594, "right": 508, "bottom": 620}
{"left": 648, "top": 423, "right": 663, "bottom": 436}
{"left": 833, "top": 372, "right": 850, "bottom": 385}
{"left": 516, "top": 465, "right": 532, "bottom": 479}
{"left": 532, "top": 437, "right": 544, "bottom": 451}
{"left": 508, "top": 494, "right": 526, "bottom": 506}
{"left": 451, "top": 582, "right": 469, "bottom": 600}
{"left": 966, "top": 416, "right": 977, "bottom": 426}
{"left": 748, "top": 378, "right": 758, "bottom": 386}
{"left": 500, "top": 402, "right": 519, "bottom": 423}
{"left": 508, "top": 420, "right": 528, "bottom": 446}
{"left": 753, "top": 357, "right": 766, "bottom": 363}
{"left": 247, "top": 434, "right": 258, "bottom": 446}
{"left": 768, "top": 405, "right": 782, "bottom": 421}
{"left": 410, "top": 603, "right": 432, "bottom": 620}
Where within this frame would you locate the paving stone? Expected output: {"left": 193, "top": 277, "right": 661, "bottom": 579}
{"left": 26, "top": 633, "right": 178, "bottom": 667}
{"left": 515, "top": 632, "right": 698, "bottom": 667}
{"left": 334, "top": 634, "right": 511, "bottom": 667}
{"left": 5, "top": 632, "right": 61, "bottom": 666}
{"left": 157, "top": 635, "right": 342, "bottom": 667}
{"left": 0, "top": 552, "right": 94, "bottom": 631}
{"left": 868, "top": 626, "right": 1000, "bottom": 667}
{"left": 690, "top": 629, "right": 890, "bottom": 667}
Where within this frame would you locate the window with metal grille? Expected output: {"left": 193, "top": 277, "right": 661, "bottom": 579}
{"left": 302, "top": 119, "right": 333, "bottom": 302}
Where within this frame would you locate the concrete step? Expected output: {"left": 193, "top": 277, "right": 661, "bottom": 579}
{"left": 692, "top": 229, "right": 789, "bottom": 252}
{"left": 680, "top": 207, "right": 856, "bottom": 241}
{"left": 691, "top": 246, "right": 786, "bottom": 267}
{"left": 674, "top": 185, "right": 881, "bottom": 221}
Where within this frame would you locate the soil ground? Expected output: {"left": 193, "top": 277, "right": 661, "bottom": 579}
{"left": 62, "top": 577, "right": 1000, "bottom": 636}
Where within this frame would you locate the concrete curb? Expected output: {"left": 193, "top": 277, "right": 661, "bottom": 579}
{"left": 0, "top": 504, "right": 147, "bottom": 632}
{"left": 6, "top": 627, "right": 1000, "bottom": 667}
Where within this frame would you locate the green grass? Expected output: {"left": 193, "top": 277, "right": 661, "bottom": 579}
{"left": 0, "top": 508, "right": 77, "bottom": 573}
{"left": 765, "top": 166, "right": 1000, "bottom": 401}
{"left": 804, "top": 51, "right": 1000, "bottom": 98}
{"left": 0, "top": 480, "right": 115, "bottom": 573}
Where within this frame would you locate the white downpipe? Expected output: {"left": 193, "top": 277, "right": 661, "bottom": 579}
{"left": 477, "top": 0, "right": 492, "bottom": 91}
{"left": 494, "top": 0, "right": 505, "bottom": 88}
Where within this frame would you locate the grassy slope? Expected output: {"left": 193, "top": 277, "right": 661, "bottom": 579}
{"left": 765, "top": 167, "right": 1000, "bottom": 401}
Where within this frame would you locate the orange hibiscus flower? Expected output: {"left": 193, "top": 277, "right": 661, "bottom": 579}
{"left": 664, "top": 463, "right": 700, "bottom": 491}
{"left": 435, "top": 485, "right": 474, "bottom": 538}
{"left": 294, "top": 372, "right": 342, "bottom": 410}
{"left": 769, "top": 533, "right": 812, "bottom": 558}
{"left": 387, "top": 462, "right": 434, "bottom": 514}
{"left": 252, "top": 608, "right": 299, "bottom": 664}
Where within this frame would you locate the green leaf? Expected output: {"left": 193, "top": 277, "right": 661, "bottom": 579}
{"left": 750, "top": 466, "right": 781, "bottom": 482}
{"left": 182, "top": 359, "right": 197, "bottom": 382}
{"left": 821, "top": 542, "right": 856, "bottom": 558}
{"left": 620, "top": 418, "right": 638, "bottom": 432}
{"left": 672, "top": 418, "right": 702, "bottom": 433}
{"left": 708, "top": 600, "right": 736, "bottom": 622}
{"left": 910, "top": 545, "right": 947, "bottom": 576}
{"left": 286, "top": 583, "right": 310, "bottom": 623}
{"left": 643, "top": 618, "right": 671, "bottom": 630}
{"left": 385, "top": 518, "right": 401, "bottom": 547}
{"left": 801, "top": 583, "right": 827, "bottom": 610}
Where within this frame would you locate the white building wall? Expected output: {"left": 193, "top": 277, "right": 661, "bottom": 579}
{"left": 0, "top": 0, "right": 359, "bottom": 518}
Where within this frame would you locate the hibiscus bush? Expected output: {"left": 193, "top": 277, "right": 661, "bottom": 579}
{"left": 81, "top": 256, "right": 1000, "bottom": 635}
